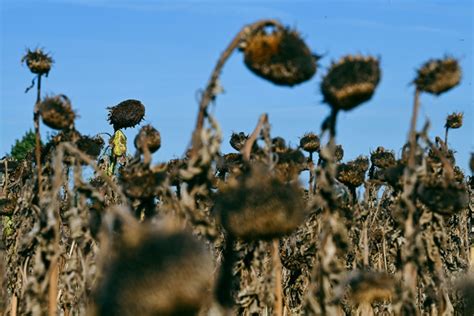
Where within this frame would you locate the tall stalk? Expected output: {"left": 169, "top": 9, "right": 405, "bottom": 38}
{"left": 400, "top": 88, "right": 422, "bottom": 314}
{"left": 33, "top": 74, "right": 43, "bottom": 199}
{"left": 190, "top": 19, "right": 283, "bottom": 158}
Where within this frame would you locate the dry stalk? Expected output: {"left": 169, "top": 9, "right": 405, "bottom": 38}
{"left": 60, "top": 142, "right": 128, "bottom": 204}
{"left": 190, "top": 19, "right": 283, "bottom": 158}
{"left": 241, "top": 113, "right": 268, "bottom": 161}
{"left": 272, "top": 240, "right": 283, "bottom": 316}
{"left": 33, "top": 74, "right": 43, "bottom": 200}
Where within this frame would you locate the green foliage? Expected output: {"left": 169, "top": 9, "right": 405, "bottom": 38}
{"left": 10, "top": 129, "right": 37, "bottom": 160}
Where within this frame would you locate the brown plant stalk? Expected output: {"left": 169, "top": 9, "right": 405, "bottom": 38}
{"left": 190, "top": 19, "right": 283, "bottom": 158}
{"left": 34, "top": 74, "right": 43, "bottom": 199}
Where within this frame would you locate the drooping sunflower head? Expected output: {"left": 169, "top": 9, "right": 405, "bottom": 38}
{"left": 299, "top": 132, "right": 320, "bottom": 154}
{"left": 214, "top": 163, "right": 305, "bottom": 240}
{"left": 414, "top": 57, "right": 461, "bottom": 95}
{"left": 134, "top": 124, "right": 161, "bottom": 154}
{"left": 93, "top": 228, "right": 213, "bottom": 316}
{"left": 39, "top": 94, "right": 75, "bottom": 130}
{"left": 107, "top": 99, "right": 145, "bottom": 130}
{"left": 321, "top": 55, "right": 381, "bottom": 111}
{"left": 242, "top": 27, "right": 318, "bottom": 86}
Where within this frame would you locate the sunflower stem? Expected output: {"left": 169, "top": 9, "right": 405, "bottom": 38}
{"left": 190, "top": 19, "right": 283, "bottom": 158}
{"left": 242, "top": 113, "right": 268, "bottom": 161}
{"left": 444, "top": 126, "right": 449, "bottom": 148}
{"left": 407, "top": 89, "right": 420, "bottom": 171}
{"left": 33, "top": 74, "right": 43, "bottom": 200}
{"left": 272, "top": 239, "right": 283, "bottom": 316}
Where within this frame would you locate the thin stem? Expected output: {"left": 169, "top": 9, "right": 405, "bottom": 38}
{"left": 190, "top": 19, "right": 283, "bottom": 158}
{"left": 34, "top": 74, "right": 43, "bottom": 199}
{"left": 328, "top": 108, "right": 339, "bottom": 140}
{"left": 272, "top": 239, "right": 283, "bottom": 316}
{"left": 10, "top": 294, "right": 18, "bottom": 316}
{"left": 444, "top": 126, "right": 449, "bottom": 148}
{"left": 241, "top": 114, "right": 268, "bottom": 161}
{"left": 408, "top": 89, "right": 421, "bottom": 170}
{"left": 326, "top": 109, "right": 339, "bottom": 182}
{"left": 215, "top": 234, "right": 236, "bottom": 308}
{"left": 48, "top": 262, "right": 59, "bottom": 316}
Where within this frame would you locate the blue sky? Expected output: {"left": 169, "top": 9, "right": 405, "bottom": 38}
{"left": 1, "top": 0, "right": 472, "bottom": 171}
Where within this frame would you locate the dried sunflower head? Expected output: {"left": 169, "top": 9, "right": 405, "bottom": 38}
{"left": 119, "top": 163, "right": 166, "bottom": 199}
{"left": 217, "top": 153, "right": 243, "bottom": 176}
{"left": 94, "top": 228, "right": 213, "bottom": 316}
{"left": 39, "top": 95, "right": 75, "bottom": 130}
{"left": 370, "top": 147, "right": 396, "bottom": 169}
{"left": 414, "top": 57, "right": 461, "bottom": 95}
{"left": 214, "top": 164, "right": 305, "bottom": 240}
{"left": 417, "top": 176, "right": 469, "bottom": 216}
{"left": 445, "top": 112, "right": 463, "bottom": 129}
{"left": 275, "top": 148, "right": 306, "bottom": 181}
{"left": 107, "top": 99, "right": 145, "bottom": 130}
{"left": 272, "top": 136, "right": 287, "bottom": 153}
{"left": 277, "top": 148, "right": 305, "bottom": 165}
{"left": 334, "top": 144, "right": 344, "bottom": 162}
{"left": 319, "top": 144, "right": 344, "bottom": 164}
{"left": 427, "top": 147, "right": 456, "bottom": 166}
{"left": 242, "top": 27, "right": 317, "bottom": 86}
{"left": 134, "top": 124, "right": 161, "bottom": 154}
{"left": 77, "top": 135, "right": 104, "bottom": 159}
{"left": 299, "top": 132, "right": 320, "bottom": 154}
{"left": 21, "top": 48, "right": 53, "bottom": 76}
{"left": 229, "top": 132, "right": 248, "bottom": 151}
{"left": 321, "top": 55, "right": 381, "bottom": 111}
{"left": 336, "top": 156, "right": 369, "bottom": 188}
{"left": 374, "top": 161, "right": 405, "bottom": 190}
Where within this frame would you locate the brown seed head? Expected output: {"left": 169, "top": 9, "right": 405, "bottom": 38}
{"left": 21, "top": 48, "right": 53, "bottom": 76}
{"left": 445, "top": 112, "right": 463, "bottom": 129}
{"left": 243, "top": 27, "right": 317, "bottom": 86}
{"left": 94, "top": 229, "right": 213, "bottom": 316}
{"left": 275, "top": 148, "right": 306, "bottom": 181}
{"left": 77, "top": 135, "right": 104, "bottom": 159}
{"left": 427, "top": 147, "right": 456, "bottom": 166}
{"left": 229, "top": 132, "right": 248, "bottom": 151}
{"left": 217, "top": 153, "right": 243, "bottom": 176}
{"left": 119, "top": 163, "right": 166, "bottom": 199}
{"left": 134, "top": 124, "right": 161, "bottom": 154}
{"left": 321, "top": 55, "right": 381, "bottom": 111}
{"left": 107, "top": 99, "right": 145, "bottom": 130}
{"left": 335, "top": 145, "right": 344, "bottom": 162}
{"left": 337, "top": 156, "right": 369, "bottom": 188}
{"left": 374, "top": 162, "right": 405, "bottom": 190}
{"left": 272, "top": 136, "right": 287, "bottom": 153}
{"left": 39, "top": 95, "right": 75, "bottom": 130}
{"left": 414, "top": 57, "right": 461, "bottom": 95}
{"left": 300, "top": 132, "right": 320, "bottom": 154}
{"left": 417, "top": 176, "right": 469, "bottom": 216}
{"left": 370, "top": 147, "right": 396, "bottom": 169}
{"left": 214, "top": 164, "right": 305, "bottom": 240}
